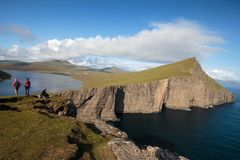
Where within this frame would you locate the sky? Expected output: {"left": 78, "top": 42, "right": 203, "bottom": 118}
{"left": 0, "top": 0, "right": 240, "bottom": 82}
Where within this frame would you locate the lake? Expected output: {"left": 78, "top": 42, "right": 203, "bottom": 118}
{"left": 0, "top": 70, "right": 81, "bottom": 96}
{"left": 114, "top": 88, "right": 240, "bottom": 160}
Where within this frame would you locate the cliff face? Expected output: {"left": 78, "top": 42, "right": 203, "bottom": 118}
{"left": 61, "top": 80, "right": 169, "bottom": 121}
{"left": 118, "top": 80, "right": 169, "bottom": 113}
{"left": 60, "top": 58, "right": 235, "bottom": 121}
{"left": 166, "top": 77, "right": 234, "bottom": 110}
{"left": 60, "top": 87, "right": 116, "bottom": 121}
{"left": 165, "top": 60, "right": 235, "bottom": 110}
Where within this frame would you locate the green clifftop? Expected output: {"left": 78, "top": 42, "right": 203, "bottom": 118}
{"left": 85, "top": 57, "right": 222, "bottom": 90}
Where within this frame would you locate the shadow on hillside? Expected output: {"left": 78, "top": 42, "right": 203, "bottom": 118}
{"left": 0, "top": 104, "right": 21, "bottom": 112}
{"left": 37, "top": 111, "right": 59, "bottom": 119}
{"left": 68, "top": 126, "right": 95, "bottom": 160}
{"left": 0, "top": 97, "right": 20, "bottom": 103}
{"left": 115, "top": 88, "right": 125, "bottom": 114}
{"left": 85, "top": 123, "right": 102, "bottom": 134}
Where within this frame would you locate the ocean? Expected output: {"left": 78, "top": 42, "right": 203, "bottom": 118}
{"left": 114, "top": 88, "right": 240, "bottom": 160}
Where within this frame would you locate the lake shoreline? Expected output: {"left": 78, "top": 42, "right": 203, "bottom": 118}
{"left": 0, "top": 70, "right": 81, "bottom": 96}
{"left": 0, "top": 69, "right": 11, "bottom": 82}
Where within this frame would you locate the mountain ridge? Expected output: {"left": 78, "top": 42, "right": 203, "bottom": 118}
{"left": 0, "top": 59, "right": 125, "bottom": 74}
{"left": 83, "top": 57, "right": 222, "bottom": 89}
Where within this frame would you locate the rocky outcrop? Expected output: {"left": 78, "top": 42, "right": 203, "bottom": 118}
{"left": 31, "top": 98, "right": 77, "bottom": 117}
{"left": 87, "top": 119, "right": 188, "bottom": 160}
{"left": 108, "top": 138, "right": 188, "bottom": 160}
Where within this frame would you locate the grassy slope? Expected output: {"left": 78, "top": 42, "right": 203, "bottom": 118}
{"left": 0, "top": 96, "right": 116, "bottom": 160}
{"left": 83, "top": 57, "right": 223, "bottom": 91}
{"left": 84, "top": 57, "right": 196, "bottom": 88}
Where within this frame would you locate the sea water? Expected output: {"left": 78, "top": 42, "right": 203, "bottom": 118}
{"left": 114, "top": 88, "right": 240, "bottom": 160}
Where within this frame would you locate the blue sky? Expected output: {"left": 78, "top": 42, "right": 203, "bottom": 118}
{"left": 0, "top": 0, "right": 240, "bottom": 81}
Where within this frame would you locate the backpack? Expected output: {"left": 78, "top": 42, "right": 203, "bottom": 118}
{"left": 15, "top": 81, "right": 20, "bottom": 88}
{"left": 25, "top": 80, "right": 30, "bottom": 87}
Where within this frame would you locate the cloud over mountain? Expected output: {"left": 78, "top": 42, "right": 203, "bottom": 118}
{"left": 69, "top": 55, "right": 162, "bottom": 71}
{"left": 0, "top": 19, "right": 224, "bottom": 63}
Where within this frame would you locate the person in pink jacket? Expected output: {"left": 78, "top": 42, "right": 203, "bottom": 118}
{"left": 24, "top": 77, "right": 31, "bottom": 96}
{"left": 12, "top": 79, "right": 21, "bottom": 96}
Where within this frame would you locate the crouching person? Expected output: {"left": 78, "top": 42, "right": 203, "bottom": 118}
{"left": 39, "top": 89, "right": 49, "bottom": 98}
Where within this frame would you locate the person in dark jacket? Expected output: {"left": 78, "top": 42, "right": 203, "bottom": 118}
{"left": 12, "top": 78, "right": 21, "bottom": 96}
{"left": 40, "top": 89, "right": 49, "bottom": 98}
{"left": 24, "top": 77, "right": 31, "bottom": 96}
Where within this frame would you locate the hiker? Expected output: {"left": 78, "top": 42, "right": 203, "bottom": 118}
{"left": 24, "top": 77, "right": 31, "bottom": 96}
{"left": 12, "top": 79, "right": 21, "bottom": 96}
{"left": 40, "top": 89, "right": 49, "bottom": 98}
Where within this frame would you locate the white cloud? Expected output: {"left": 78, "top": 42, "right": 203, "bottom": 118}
{"left": 206, "top": 69, "right": 240, "bottom": 82}
{"left": 0, "top": 19, "right": 224, "bottom": 62}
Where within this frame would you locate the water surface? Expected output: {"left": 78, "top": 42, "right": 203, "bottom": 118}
{"left": 0, "top": 70, "right": 81, "bottom": 96}
{"left": 114, "top": 88, "right": 240, "bottom": 160}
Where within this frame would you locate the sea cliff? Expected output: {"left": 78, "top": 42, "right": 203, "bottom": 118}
{"left": 60, "top": 58, "right": 235, "bottom": 122}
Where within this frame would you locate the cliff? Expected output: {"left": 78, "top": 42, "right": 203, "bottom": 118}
{"left": 60, "top": 57, "right": 235, "bottom": 121}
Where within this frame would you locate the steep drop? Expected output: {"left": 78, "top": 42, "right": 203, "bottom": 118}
{"left": 60, "top": 58, "right": 234, "bottom": 122}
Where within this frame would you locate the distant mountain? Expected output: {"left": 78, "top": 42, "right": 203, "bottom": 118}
{"left": 0, "top": 60, "right": 125, "bottom": 74}
{"left": 98, "top": 66, "right": 126, "bottom": 73}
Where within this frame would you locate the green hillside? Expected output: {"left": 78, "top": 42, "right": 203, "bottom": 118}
{"left": 85, "top": 57, "right": 197, "bottom": 88}
{"left": 0, "top": 96, "right": 116, "bottom": 160}
{"left": 84, "top": 57, "right": 223, "bottom": 91}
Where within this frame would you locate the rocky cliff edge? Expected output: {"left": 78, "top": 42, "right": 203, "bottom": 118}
{"left": 60, "top": 57, "right": 235, "bottom": 122}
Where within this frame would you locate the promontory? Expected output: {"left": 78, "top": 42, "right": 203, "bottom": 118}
{"left": 60, "top": 57, "right": 235, "bottom": 122}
